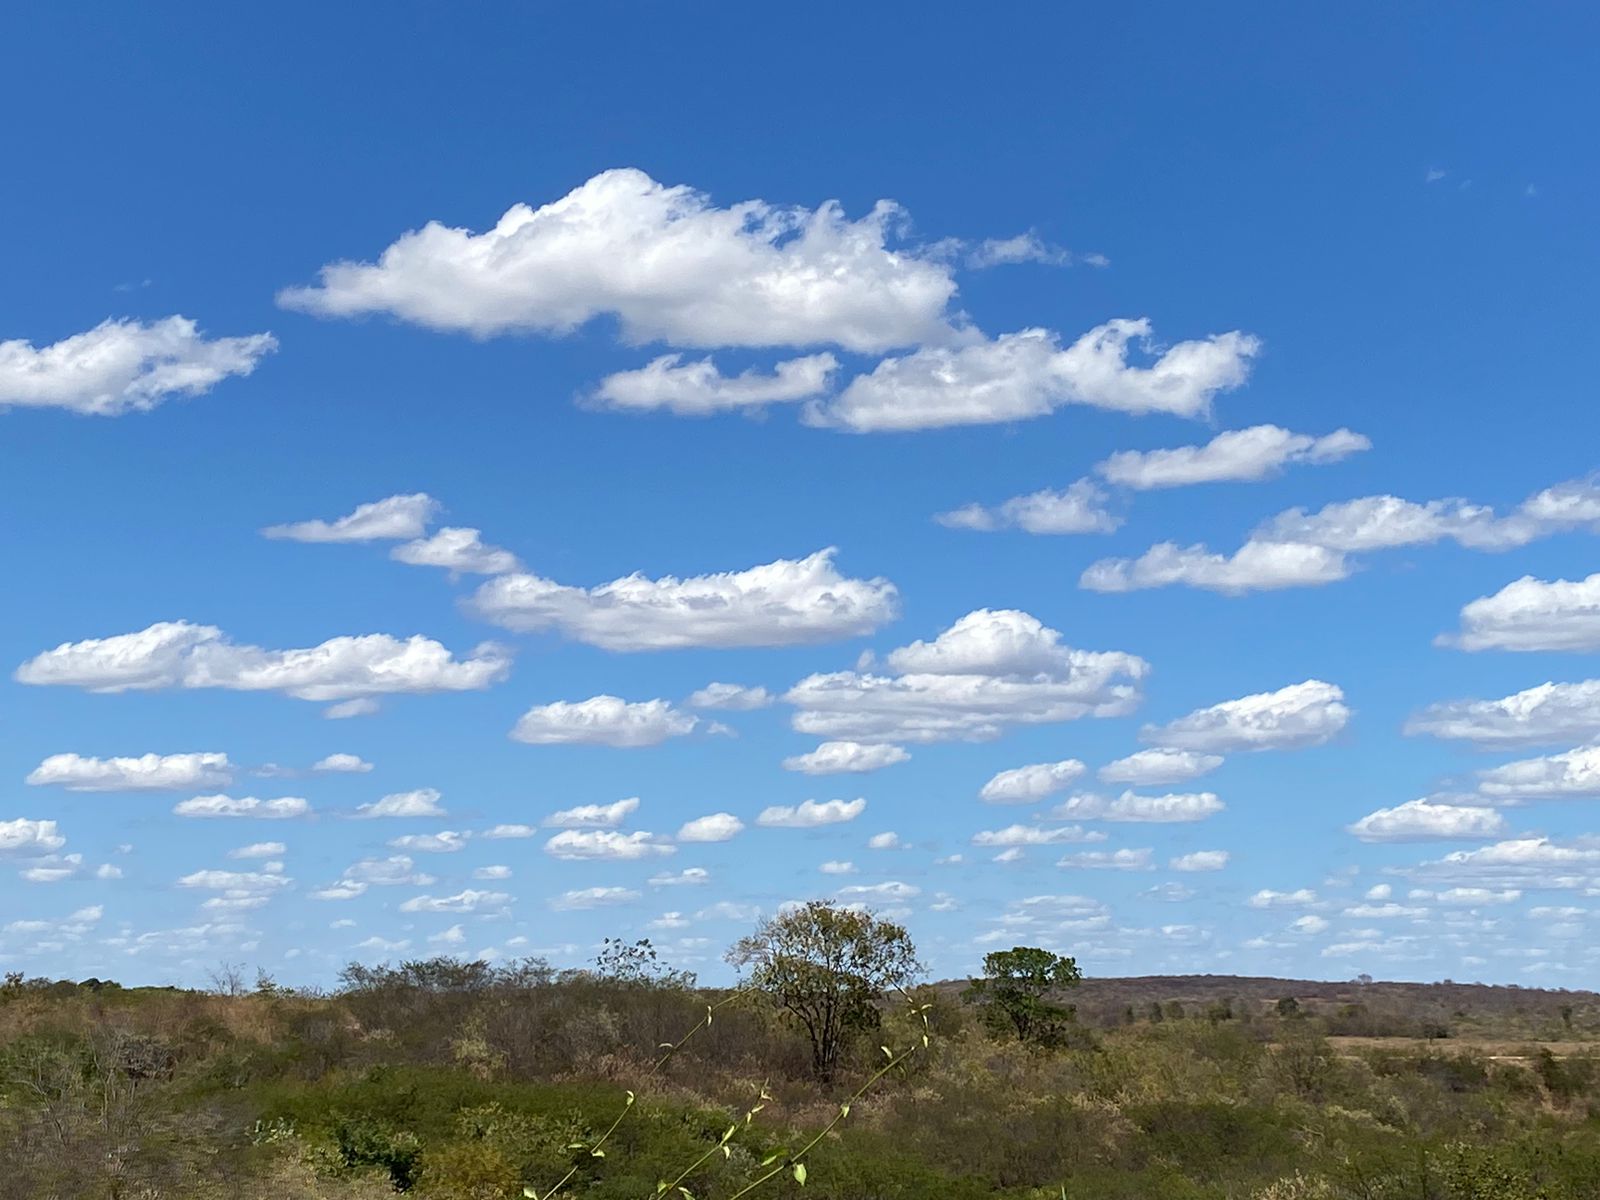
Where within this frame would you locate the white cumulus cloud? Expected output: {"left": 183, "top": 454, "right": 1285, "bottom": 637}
{"left": 936, "top": 480, "right": 1121, "bottom": 535}
{"left": 1142, "top": 680, "right": 1350, "bottom": 753}
{"left": 0, "top": 316, "right": 275, "bottom": 416}
{"left": 544, "top": 829, "right": 674, "bottom": 860}
{"left": 392, "top": 527, "right": 519, "bottom": 575}
{"left": 687, "top": 683, "right": 774, "bottom": 711}
{"left": 472, "top": 548, "right": 897, "bottom": 651}
{"left": 1096, "top": 425, "right": 1369, "bottom": 490}
{"left": 979, "top": 759, "right": 1087, "bottom": 804}
{"left": 511, "top": 696, "right": 699, "bottom": 747}
{"left": 356, "top": 788, "right": 446, "bottom": 818}
{"left": 677, "top": 813, "right": 745, "bottom": 842}
{"left": 1170, "top": 850, "right": 1230, "bottom": 872}
{"left": 263, "top": 493, "right": 439, "bottom": 543}
{"left": 810, "top": 320, "right": 1259, "bottom": 432}
{"left": 1447, "top": 573, "right": 1600, "bottom": 652}
{"left": 782, "top": 741, "right": 911, "bottom": 775}
{"left": 26, "top": 751, "right": 232, "bottom": 792}
{"left": 785, "top": 608, "right": 1147, "bottom": 745}
{"left": 1477, "top": 743, "right": 1600, "bottom": 799}
{"left": 173, "top": 795, "right": 310, "bottom": 819}
{"left": 15, "top": 621, "right": 511, "bottom": 708}
{"left": 1347, "top": 799, "right": 1508, "bottom": 842}
{"left": 1098, "top": 748, "right": 1223, "bottom": 786}
{"left": 756, "top": 798, "right": 866, "bottom": 828}
{"left": 279, "top": 168, "right": 955, "bottom": 352}
{"left": 544, "top": 798, "right": 641, "bottom": 828}
{"left": 1405, "top": 680, "right": 1600, "bottom": 749}
{"left": 594, "top": 353, "right": 838, "bottom": 415}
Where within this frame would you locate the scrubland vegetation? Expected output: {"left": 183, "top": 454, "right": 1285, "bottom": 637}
{"left": 3, "top": 906, "right": 1599, "bottom": 1200}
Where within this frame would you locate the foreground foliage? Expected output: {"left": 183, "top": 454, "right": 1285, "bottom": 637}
{"left": 1, "top": 960, "right": 1598, "bottom": 1199}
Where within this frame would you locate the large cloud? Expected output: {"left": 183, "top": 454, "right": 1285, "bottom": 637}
{"left": 1405, "top": 680, "right": 1600, "bottom": 748}
{"left": 810, "top": 320, "right": 1259, "bottom": 432}
{"left": 510, "top": 696, "right": 698, "bottom": 747}
{"left": 26, "top": 751, "right": 232, "bottom": 792}
{"left": 1142, "top": 680, "right": 1349, "bottom": 753}
{"left": 279, "top": 168, "right": 955, "bottom": 352}
{"left": 0, "top": 316, "right": 275, "bottom": 416}
{"left": 1446, "top": 573, "right": 1600, "bottom": 652}
{"left": 15, "top": 621, "right": 510, "bottom": 709}
{"left": 472, "top": 548, "right": 897, "bottom": 651}
{"left": 785, "top": 609, "right": 1147, "bottom": 745}
{"left": 1095, "top": 425, "right": 1369, "bottom": 490}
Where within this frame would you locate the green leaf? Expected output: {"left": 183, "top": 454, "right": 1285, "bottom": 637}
{"left": 591, "top": 1149, "right": 606, "bottom": 1158}
{"left": 793, "top": 1162, "right": 808, "bottom": 1186}
{"left": 760, "top": 1150, "right": 786, "bottom": 1167}
{"left": 721, "top": 1145, "right": 732, "bottom": 1159}
{"left": 839, "top": 1103, "right": 850, "bottom": 1118}
{"left": 656, "top": 1181, "right": 669, "bottom": 1194}
{"left": 626, "top": 1090, "right": 636, "bottom": 1105}
{"left": 524, "top": 1189, "right": 539, "bottom": 1199}
{"left": 880, "top": 1045, "right": 893, "bottom": 1058}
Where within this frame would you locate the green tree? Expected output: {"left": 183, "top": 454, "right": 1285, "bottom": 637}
{"left": 962, "top": 946, "right": 1082, "bottom": 1046}
{"left": 727, "top": 900, "right": 921, "bottom": 1082}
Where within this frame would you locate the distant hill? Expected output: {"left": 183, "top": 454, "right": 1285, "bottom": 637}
{"left": 931, "top": 973, "right": 1600, "bottom": 1037}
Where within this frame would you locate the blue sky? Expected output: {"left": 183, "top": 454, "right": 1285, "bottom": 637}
{"left": 3, "top": 3, "right": 1599, "bottom": 987}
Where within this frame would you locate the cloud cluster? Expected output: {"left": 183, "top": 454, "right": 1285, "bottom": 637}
{"left": 1084, "top": 477, "right": 1600, "bottom": 595}
{"left": 785, "top": 608, "right": 1147, "bottom": 744}
{"left": 15, "top": 621, "right": 510, "bottom": 711}
{"left": 0, "top": 316, "right": 275, "bottom": 416}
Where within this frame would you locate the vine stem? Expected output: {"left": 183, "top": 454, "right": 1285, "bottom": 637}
{"left": 721, "top": 1008, "right": 930, "bottom": 1200}
{"left": 526, "top": 989, "right": 750, "bottom": 1200}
